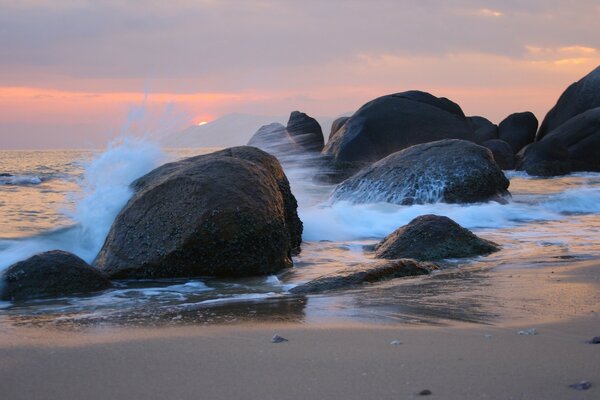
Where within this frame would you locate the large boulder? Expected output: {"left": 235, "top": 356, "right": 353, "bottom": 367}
{"left": 374, "top": 215, "right": 499, "bottom": 261}
{"left": 498, "top": 112, "right": 538, "bottom": 153}
{"left": 331, "top": 139, "right": 510, "bottom": 205}
{"left": 482, "top": 139, "right": 516, "bottom": 170}
{"left": 94, "top": 146, "right": 303, "bottom": 279}
{"left": 247, "top": 111, "right": 324, "bottom": 155}
{"left": 517, "top": 107, "right": 600, "bottom": 175}
{"left": 289, "top": 259, "right": 436, "bottom": 295}
{"left": 322, "top": 91, "right": 476, "bottom": 166}
{"left": 286, "top": 111, "right": 324, "bottom": 152}
{"left": 538, "top": 65, "right": 600, "bottom": 140}
{"left": 0, "top": 250, "right": 111, "bottom": 301}
{"left": 468, "top": 116, "right": 498, "bottom": 143}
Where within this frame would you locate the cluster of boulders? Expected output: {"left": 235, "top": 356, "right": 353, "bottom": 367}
{"left": 2, "top": 66, "right": 598, "bottom": 301}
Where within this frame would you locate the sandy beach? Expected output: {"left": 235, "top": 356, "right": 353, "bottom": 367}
{"left": 1, "top": 260, "right": 599, "bottom": 400}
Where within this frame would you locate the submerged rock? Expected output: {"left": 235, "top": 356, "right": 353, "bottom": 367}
{"left": 538, "top": 65, "right": 600, "bottom": 140}
{"left": 498, "top": 111, "right": 538, "bottom": 153}
{"left": 94, "top": 146, "right": 302, "bottom": 279}
{"left": 331, "top": 139, "right": 510, "bottom": 205}
{"left": 322, "top": 91, "right": 475, "bottom": 167}
{"left": 0, "top": 250, "right": 111, "bottom": 301}
{"left": 374, "top": 215, "right": 499, "bottom": 261}
{"left": 289, "top": 259, "right": 437, "bottom": 295}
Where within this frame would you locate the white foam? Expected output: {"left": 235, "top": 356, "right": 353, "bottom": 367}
{"left": 0, "top": 175, "right": 42, "bottom": 185}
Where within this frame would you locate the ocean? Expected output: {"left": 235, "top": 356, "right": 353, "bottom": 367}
{"left": 1, "top": 140, "right": 599, "bottom": 327}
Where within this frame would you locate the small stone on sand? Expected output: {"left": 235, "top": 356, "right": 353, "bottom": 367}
{"left": 271, "top": 334, "right": 288, "bottom": 343}
{"left": 418, "top": 389, "right": 432, "bottom": 396}
{"left": 517, "top": 328, "right": 537, "bottom": 336}
{"left": 390, "top": 340, "right": 402, "bottom": 345}
{"left": 589, "top": 336, "right": 600, "bottom": 344}
{"left": 569, "top": 381, "right": 591, "bottom": 390}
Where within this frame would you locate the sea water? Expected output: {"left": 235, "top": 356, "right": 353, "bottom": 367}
{"left": 0, "top": 140, "right": 599, "bottom": 326}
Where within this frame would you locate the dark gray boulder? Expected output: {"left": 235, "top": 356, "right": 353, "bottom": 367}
{"left": 289, "top": 259, "right": 437, "bottom": 295}
{"left": 498, "top": 112, "right": 538, "bottom": 153}
{"left": 94, "top": 146, "right": 303, "bottom": 279}
{"left": 468, "top": 116, "right": 498, "bottom": 143}
{"left": 517, "top": 107, "right": 600, "bottom": 175}
{"left": 374, "top": 215, "right": 499, "bottom": 261}
{"left": 286, "top": 111, "right": 324, "bottom": 152}
{"left": 329, "top": 116, "right": 350, "bottom": 140}
{"left": 331, "top": 139, "right": 510, "bottom": 205}
{"left": 1, "top": 250, "right": 111, "bottom": 301}
{"left": 482, "top": 139, "right": 516, "bottom": 170}
{"left": 247, "top": 122, "right": 295, "bottom": 154}
{"left": 538, "top": 65, "right": 600, "bottom": 140}
{"left": 322, "top": 91, "right": 476, "bottom": 166}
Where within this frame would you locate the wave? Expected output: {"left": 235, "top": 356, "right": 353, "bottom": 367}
{"left": 0, "top": 174, "right": 43, "bottom": 186}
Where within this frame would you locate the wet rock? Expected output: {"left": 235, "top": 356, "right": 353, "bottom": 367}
{"left": 94, "top": 146, "right": 302, "bottom": 279}
{"left": 289, "top": 260, "right": 437, "bottom": 295}
{"left": 271, "top": 334, "right": 289, "bottom": 343}
{"left": 498, "top": 111, "right": 538, "bottom": 153}
{"left": 0, "top": 250, "right": 111, "bottom": 301}
{"left": 286, "top": 111, "right": 324, "bottom": 152}
{"left": 482, "top": 139, "right": 516, "bottom": 170}
{"left": 374, "top": 215, "right": 499, "bottom": 261}
{"left": 247, "top": 123, "right": 296, "bottom": 155}
{"left": 538, "top": 65, "right": 600, "bottom": 140}
{"left": 322, "top": 91, "right": 476, "bottom": 167}
{"left": 569, "top": 381, "right": 591, "bottom": 391}
{"left": 418, "top": 389, "right": 432, "bottom": 396}
{"left": 331, "top": 139, "right": 510, "bottom": 205}
{"left": 589, "top": 336, "right": 600, "bottom": 344}
{"left": 516, "top": 140, "right": 571, "bottom": 177}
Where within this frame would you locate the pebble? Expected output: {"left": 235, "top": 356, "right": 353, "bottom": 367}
{"left": 271, "top": 334, "right": 288, "bottom": 343}
{"left": 517, "top": 328, "right": 537, "bottom": 336}
{"left": 589, "top": 336, "right": 600, "bottom": 344}
{"left": 418, "top": 389, "right": 432, "bottom": 396}
{"left": 390, "top": 340, "right": 402, "bottom": 345}
{"left": 569, "top": 381, "right": 591, "bottom": 390}
{"left": 484, "top": 334, "right": 493, "bottom": 339}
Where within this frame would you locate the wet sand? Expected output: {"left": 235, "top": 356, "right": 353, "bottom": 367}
{"left": 1, "top": 260, "right": 599, "bottom": 400}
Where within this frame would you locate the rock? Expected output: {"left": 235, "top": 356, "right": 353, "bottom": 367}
{"left": 390, "top": 340, "right": 402, "bottom": 345}
{"left": 468, "top": 116, "right": 498, "bottom": 143}
{"left": 289, "top": 259, "right": 437, "bottom": 295}
{"left": 329, "top": 116, "right": 350, "bottom": 140}
{"left": 286, "top": 111, "right": 324, "bottom": 152}
{"left": 322, "top": 91, "right": 476, "bottom": 166}
{"left": 271, "top": 334, "right": 288, "bottom": 343}
{"left": 247, "top": 111, "right": 324, "bottom": 155}
{"left": 94, "top": 146, "right": 303, "bottom": 279}
{"left": 418, "top": 390, "right": 432, "bottom": 396}
{"left": 331, "top": 139, "right": 510, "bottom": 205}
{"left": 498, "top": 111, "right": 538, "bottom": 153}
{"left": 538, "top": 65, "right": 600, "bottom": 140}
{"left": 482, "top": 139, "right": 516, "bottom": 170}
{"left": 569, "top": 381, "right": 591, "bottom": 391}
{"left": 374, "top": 215, "right": 500, "bottom": 261}
{"left": 517, "top": 328, "right": 537, "bottom": 336}
{"left": 0, "top": 250, "right": 111, "bottom": 301}
{"left": 517, "top": 106, "right": 600, "bottom": 175}
{"left": 589, "top": 336, "right": 600, "bottom": 344}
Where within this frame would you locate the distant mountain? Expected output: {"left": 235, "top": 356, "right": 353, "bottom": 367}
{"left": 162, "top": 112, "right": 347, "bottom": 149}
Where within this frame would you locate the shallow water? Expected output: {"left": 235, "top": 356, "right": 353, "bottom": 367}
{"left": 0, "top": 143, "right": 599, "bottom": 328}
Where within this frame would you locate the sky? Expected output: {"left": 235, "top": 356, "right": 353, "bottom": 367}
{"left": 1, "top": 0, "right": 600, "bottom": 148}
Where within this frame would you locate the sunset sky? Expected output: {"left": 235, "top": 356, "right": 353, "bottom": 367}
{"left": 1, "top": 0, "right": 600, "bottom": 148}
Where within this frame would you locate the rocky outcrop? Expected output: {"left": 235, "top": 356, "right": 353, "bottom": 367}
{"left": 322, "top": 91, "right": 476, "bottom": 167}
{"left": 94, "top": 146, "right": 303, "bottom": 279}
{"left": 468, "top": 116, "right": 498, "bottom": 143}
{"left": 482, "top": 139, "right": 516, "bottom": 170}
{"left": 517, "top": 107, "right": 600, "bottom": 175}
{"left": 289, "top": 259, "right": 436, "bottom": 295}
{"left": 498, "top": 112, "right": 538, "bottom": 153}
{"left": 538, "top": 65, "right": 600, "bottom": 140}
{"left": 286, "top": 111, "right": 324, "bottom": 152}
{"left": 329, "top": 116, "right": 350, "bottom": 140}
{"left": 247, "top": 111, "right": 324, "bottom": 155}
{"left": 374, "top": 215, "right": 499, "bottom": 261}
{"left": 331, "top": 139, "right": 510, "bottom": 205}
{"left": 0, "top": 250, "right": 111, "bottom": 301}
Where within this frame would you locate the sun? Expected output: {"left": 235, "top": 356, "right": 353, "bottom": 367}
{"left": 197, "top": 121, "right": 208, "bottom": 126}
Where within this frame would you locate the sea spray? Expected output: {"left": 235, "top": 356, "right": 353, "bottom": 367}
{"left": 0, "top": 138, "right": 165, "bottom": 272}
